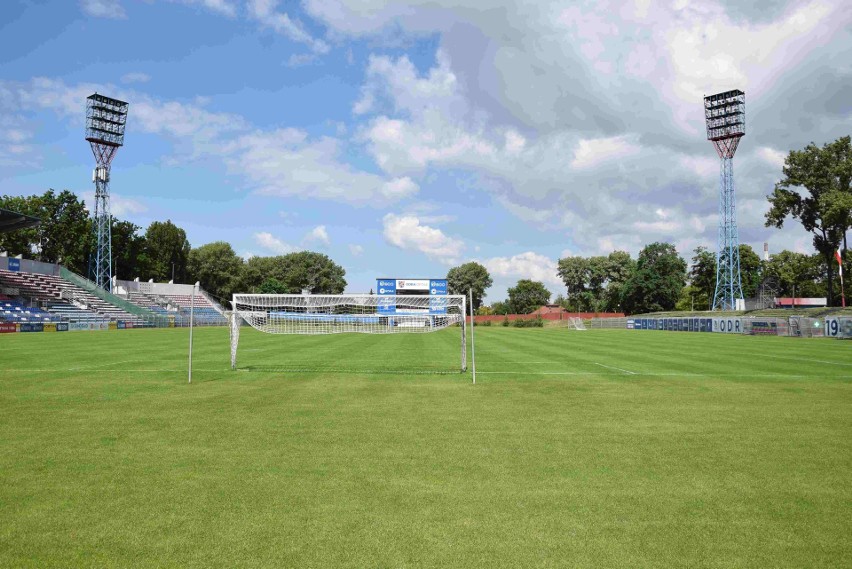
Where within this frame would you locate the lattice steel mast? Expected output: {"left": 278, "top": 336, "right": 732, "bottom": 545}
{"left": 86, "top": 94, "right": 129, "bottom": 291}
{"left": 705, "top": 90, "right": 745, "bottom": 311}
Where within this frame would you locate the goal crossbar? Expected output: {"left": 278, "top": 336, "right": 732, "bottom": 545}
{"left": 230, "top": 293, "right": 467, "bottom": 371}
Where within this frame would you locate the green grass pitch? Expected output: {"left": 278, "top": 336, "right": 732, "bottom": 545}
{"left": 1, "top": 326, "right": 850, "bottom": 568}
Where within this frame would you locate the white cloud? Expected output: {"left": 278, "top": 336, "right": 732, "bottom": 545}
{"left": 356, "top": 51, "right": 462, "bottom": 118}
{"left": 380, "top": 177, "right": 419, "bottom": 200}
{"left": 224, "top": 130, "right": 414, "bottom": 206}
{"left": 254, "top": 232, "right": 298, "bottom": 255}
{"left": 570, "top": 136, "right": 640, "bottom": 169}
{"left": 81, "top": 191, "right": 147, "bottom": 217}
{"left": 349, "top": 244, "right": 364, "bottom": 256}
{"left": 304, "top": 225, "right": 330, "bottom": 246}
{"left": 757, "top": 146, "right": 787, "bottom": 169}
{"left": 483, "top": 252, "right": 562, "bottom": 287}
{"left": 121, "top": 72, "right": 150, "bottom": 84}
{"left": 1, "top": 78, "right": 420, "bottom": 207}
{"left": 80, "top": 0, "right": 126, "bottom": 19}
{"left": 247, "top": 0, "right": 330, "bottom": 53}
{"left": 667, "top": 2, "right": 834, "bottom": 102}
{"left": 382, "top": 213, "right": 464, "bottom": 264}
{"left": 287, "top": 53, "right": 318, "bottom": 67}
{"left": 179, "top": 0, "right": 238, "bottom": 17}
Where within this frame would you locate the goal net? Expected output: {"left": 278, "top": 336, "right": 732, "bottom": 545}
{"left": 230, "top": 294, "right": 467, "bottom": 372}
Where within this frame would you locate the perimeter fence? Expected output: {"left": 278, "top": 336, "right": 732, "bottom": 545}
{"left": 590, "top": 315, "right": 852, "bottom": 338}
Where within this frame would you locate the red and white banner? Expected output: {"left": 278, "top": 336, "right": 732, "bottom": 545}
{"left": 837, "top": 249, "right": 844, "bottom": 276}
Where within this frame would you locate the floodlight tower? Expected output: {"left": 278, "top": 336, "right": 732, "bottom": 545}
{"left": 85, "top": 93, "right": 128, "bottom": 291}
{"left": 704, "top": 89, "right": 745, "bottom": 311}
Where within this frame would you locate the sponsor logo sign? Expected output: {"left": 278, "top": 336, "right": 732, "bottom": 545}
{"left": 7, "top": 258, "right": 20, "bottom": 272}
{"left": 750, "top": 321, "right": 777, "bottom": 335}
{"left": 713, "top": 318, "right": 742, "bottom": 333}
{"left": 43, "top": 323, "right": 56, "bottom": 332}
{"left": 377, "top": 280, "right": 396, "bottom": 296}
{"left": 108, "top": 322, "right": 117, "bottom": 330}
{"left": 396, "top": 279, "right": 429, "bottom": 290}
{"left": 0, "top": 322, "right": 16, "bottom": 333}
{"left": 56, "top": 323, "right": 69, "bottom": 332}
{"left": 429, "top": 280, "right": 448, "bottom": 295}
{"left": 20, "top": 322, "right": 44, "bottom": 332}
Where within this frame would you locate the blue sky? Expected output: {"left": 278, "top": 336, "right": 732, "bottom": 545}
{"left": 1, "top": 0, "right": 850, "bottom": 301}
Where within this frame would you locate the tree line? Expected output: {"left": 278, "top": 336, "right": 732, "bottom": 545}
{"left": 0, "top": 190, "right": 347, "bottom": 305}
{"left": 1, "top": 136, "right": 848, "bottom": 312}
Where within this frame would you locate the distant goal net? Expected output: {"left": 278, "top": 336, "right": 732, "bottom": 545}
{"left": 230, "top": 294, "right": 467, "bottom": 372}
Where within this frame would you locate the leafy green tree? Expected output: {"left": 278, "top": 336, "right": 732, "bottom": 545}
{"left": 258, "top": 278, "right": 287, "bottom": 294}
{"left": 738, "top": 244, "right": 762, "bottom": 298}
{"left": 765, "top": 136, "right": 852, "bottom": 305}
{"left": 112, "top": 220, "right": 148, "bottom": 280}
{"left": 0, "top": 190, "right": 91, "bottom": 274}
{"left": 188, "top": 241, "right": 244, "bottom": 302}
{"left": 675, "top": 285, "right": 701, "bottom": 312}
{"left": 144, "top": 220, "right": 191, "bottom": 282}
{"left": 689, "top": 246, "right": 715, "bottom": 310}
{"left": 620, "top": 242, "right": 687, "bottom": 315}
{"left": 281, "top": 251, "right": 346, "bottom": 294}
{"left": 241, "top": 252, "right": 346, "bottom": 294}
{"left": 557, "top": 251, "right": 635, "bottom": 312}
{"left": 600, "top": 251, "right": 635, "bottom": 312}
{"left": 507, "top": 279, "right": 551, "bottom": 314}
{"left": 762, "top": 250, "right": 823, "bottom": 297}
{"left": 556, "top": 256, "right": 588, "bottom": 308}
{"left": 490, "top": 300, "right": 510, "bottom": 315}
{"left": 0, "top": 194, "right": 35, "bottom": 258}
{"left": 446, "top": 262, "right": 493, "bottom": 310}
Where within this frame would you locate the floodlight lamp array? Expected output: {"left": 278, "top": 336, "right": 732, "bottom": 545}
{"left": 85, "top": 93, "right": 129, "bottom": 148}
{"left": 704, "top": 89, "right": 745, "bottom": 142}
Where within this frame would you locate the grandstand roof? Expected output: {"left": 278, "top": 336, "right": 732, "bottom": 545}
{"left": 0, "top": 208, "right": 41, "bottom": 233}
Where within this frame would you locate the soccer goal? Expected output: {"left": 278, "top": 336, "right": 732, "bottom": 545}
{"left": 230, "top": 294, "right": 468, "bottom": 372}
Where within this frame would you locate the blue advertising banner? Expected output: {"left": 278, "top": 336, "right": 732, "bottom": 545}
{"left": 8, "top": 258, "right": 20, "bottom": 272}
{"left": 376, "top": 279, "right": 396, "bottom": 314}
{"left": 56, "top": 323, "right": 69, "bottom": 332}
{"left": 429, "top": 280, "right": 447, "bottom": 295}
{"left": 376, "top": 279, "right": 396, "bottom": 295}
{"left": 430, "top": 279, "right": 448, "bottom": 314}
{"left": 20, "top": 322, "right": 44, "bottom": 332}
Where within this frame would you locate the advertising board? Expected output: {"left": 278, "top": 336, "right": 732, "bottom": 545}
{"left": 825, "top": 317, "right": 852, "bottom": 338}
{"left": 749, "top": 320, "right": 778, "bottom": 335}
{"left": 712, "top": 318, "right": 742, "bottom": 334}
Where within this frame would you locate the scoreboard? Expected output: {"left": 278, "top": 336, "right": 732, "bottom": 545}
{"left": 376, "top": 278, "right": 448, "bottom": 314}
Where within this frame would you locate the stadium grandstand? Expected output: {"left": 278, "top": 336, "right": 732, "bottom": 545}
{"left": 0, "top": 207, "right": 41, "bottom": 233}
{"left": 0, "top": 254, "right": 225, "bottom": 328}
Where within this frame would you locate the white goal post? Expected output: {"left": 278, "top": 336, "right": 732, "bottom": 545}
{"left": 230, "top": 293, "right": 468, "bottom": 371}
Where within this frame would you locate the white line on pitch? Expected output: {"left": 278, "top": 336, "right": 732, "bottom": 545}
{"left": 594, "top": 362, "right": 636, "bottom": 375}
{"left": 69, "top": 359, "right": 138, "bottom": 371}
{"left": 796, "top": 358, "right": 852, "bottom": 367}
